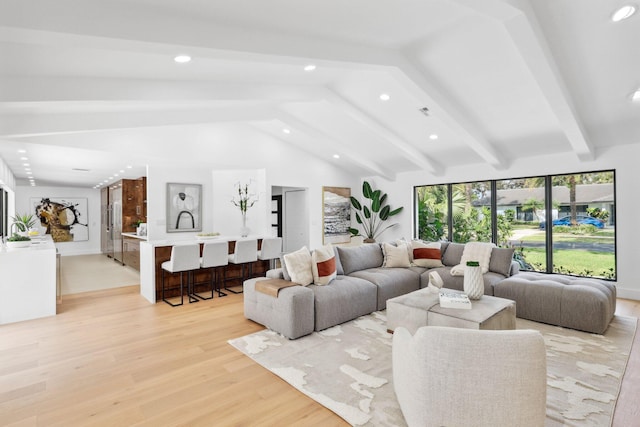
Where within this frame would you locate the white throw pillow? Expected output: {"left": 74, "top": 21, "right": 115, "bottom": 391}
{"left": 411, "top": 240, "right": 444, "bottom": 268}
{"left": 311, "top": 245, "right": 337, "bottom": 285}
{"left": 283, "top": 246, "right": 313, "bottom": 286}
{"left": 450, "top": 242, "right": 496, "bottom": 276}
{"left": 382, "top": 242, "right": 411, "bottom": 268}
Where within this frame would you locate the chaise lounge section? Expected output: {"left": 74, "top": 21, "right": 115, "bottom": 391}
{"left": 494, "top": 271, "right": 616, "bottom": 334}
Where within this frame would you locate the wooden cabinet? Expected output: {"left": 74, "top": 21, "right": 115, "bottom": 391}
{"left": 123, "top": 237, "right": 141, "bottom": 271}
{"left": 122, "top": 177, "right": 147, "bottom": 233}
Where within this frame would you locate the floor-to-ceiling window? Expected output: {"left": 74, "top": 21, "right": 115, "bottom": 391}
{"left": 414, "top": 169, "right": 616, "bottom": 280}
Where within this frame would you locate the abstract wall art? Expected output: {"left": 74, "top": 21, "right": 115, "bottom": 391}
{"left": 322, "top": 186, "right": 351, "bottom": 244}
{"left": 166, "top": 183, "right": 202, "bottom": 233}
{"left": 31, "top": 197, "right": 89, "bottom": 242}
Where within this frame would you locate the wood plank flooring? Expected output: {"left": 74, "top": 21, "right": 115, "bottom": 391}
{"left": 0, "top": 285, "right": 638, "bottom": 426}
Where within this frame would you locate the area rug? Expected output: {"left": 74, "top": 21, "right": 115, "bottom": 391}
{"left": 229, "top": 312, "right": 637, "bottom": 426}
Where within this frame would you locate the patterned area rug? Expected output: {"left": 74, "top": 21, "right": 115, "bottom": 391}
{"left": 229, "top": 312, "right": 637, "bottom": 426}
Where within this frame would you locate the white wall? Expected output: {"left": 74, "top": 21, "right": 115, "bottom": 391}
{"left": 145, "top": 146, "right": 360, "bottom": 250}
{"left": 374, "top": 143, "right": 640, "bottom": 300}
{"left": 211, "top": 169, "right": 268, "bottom": 238}
{"left": 14, "top": 185, "right": 101, "bottom": 255}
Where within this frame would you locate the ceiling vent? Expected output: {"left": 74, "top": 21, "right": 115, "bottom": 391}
{"left": 72, "top": 168, "right": 91, "bottom": 172}
{"left": 419, "top": 107, "right": 430, "bottom": 117}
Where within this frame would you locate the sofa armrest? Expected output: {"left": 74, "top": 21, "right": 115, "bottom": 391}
{"left": 509, "top": 260, "right": 520, "bottom": 277}
{"left": 266, "top": 268, "right": 284, "bottom": 279}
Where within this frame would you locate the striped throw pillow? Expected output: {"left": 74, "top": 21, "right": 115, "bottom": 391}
{"left": 411, "top": 240, "right": 444, "bottom": 268}
{"left": 312, "top": 245, "right": 337, "bottom": 285}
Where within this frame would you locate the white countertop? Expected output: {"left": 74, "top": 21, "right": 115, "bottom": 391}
{"left": 142, "top": 235, "right": 267, "bottom": 248}
{"left": 122, "top": 232, "right": 148, "bottom": 241}
{"left": 1, "top": 234, "right": 56, "bottom": 253}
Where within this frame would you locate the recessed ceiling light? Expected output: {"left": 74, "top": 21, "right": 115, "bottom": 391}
{"left": 126, "top": 165, "right": 132, "bottom": 169}
{"left": 26, "top": 171, "right": 32, "bottom": 175}
{"left": 304, "top": 64, "right": 316, "bottom": 72}
{"left": 429, "top": 134, "right": 439, "bottom": 140}
{"left": 174, "top": 55, "right": 191, "bottom": 63}
{"left": 20, "top": 157, "right": 28, "bottom": 161}
{"left": 283, "top": 128, "right": 291, "bottom": 134}
{"left": 23, "top": 163, "right": 29, "bottom": 167}
{"left": 632, "top": 89, "right": 640, "bottom": 102}
{"left": 333, "top": 154, "right": 340, "bottom": 159}
{"left": 120, "top": 169, "right": 125, "bottom": 173}
{"left": 612, "top": 5, "right": 636, "bottom": 21}
{"left": 108, "top": 176, "right": 113, "bottom": 179}
{"left": 17, "top": 149, "right": 26, "bottom": 153}
{"left": 379, "top": 93, "right": 390, "bottom": 101}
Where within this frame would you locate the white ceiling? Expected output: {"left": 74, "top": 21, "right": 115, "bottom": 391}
{"left": 0, "top": 0, "right": 638, "bottom": 188}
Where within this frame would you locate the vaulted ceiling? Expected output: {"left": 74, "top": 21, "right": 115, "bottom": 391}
{"left": 0, "top": 0, "right": 638, "bottom": 188}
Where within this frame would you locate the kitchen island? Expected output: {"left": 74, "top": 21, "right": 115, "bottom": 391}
{"left": 0, "top": 235, "right": 57, "bottom": 324}
{"left": 140, "top": 236, "right": 270, "bottom": 303}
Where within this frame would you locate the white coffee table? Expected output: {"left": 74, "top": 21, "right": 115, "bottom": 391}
{"left": 387, "top": 287, "right": 516, "bottom": 335}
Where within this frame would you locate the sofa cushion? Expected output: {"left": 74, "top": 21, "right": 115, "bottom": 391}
{"left": 283, "top": 246, "right": 313, "bottom": 286}
{"left": 489, "top": 247, "right": 516, "bottom": 277}
{"left": 311, "top": 245, "right": 337, "bottom": 285}
{"left": 411, "top": 240, "right": 444, "bottom": 268}
{"left": 351, "top": 267, "right": 421, "bottom": 310}
{"left": 382, "top": 242, "right": 411, "bottom": 268}
{"left": 442, "top": 242, "right": 465, "bottom": 266}
{"left": 310, "top": 276, "right": 378, "bottom": 331}
{"left": 337, "top": 243, "right": 384, "bottom": 275}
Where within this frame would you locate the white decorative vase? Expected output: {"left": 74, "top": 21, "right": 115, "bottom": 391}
{"left": 463, "top": 261, "right": 484, "bottom": 300}
{"left": 240, "top": 214, "right": 250, "bottom": 237}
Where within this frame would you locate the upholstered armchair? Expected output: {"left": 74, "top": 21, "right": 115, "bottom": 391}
{"left": 392, "top": 326, "right": 547, "bottom": 427}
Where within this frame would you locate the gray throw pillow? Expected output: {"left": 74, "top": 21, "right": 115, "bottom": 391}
{"left": 333, "top": 246, "right": 345, "bottom": 276}
{"left": 442, "top": 242, "right": 465, "bottom": 266}
{"left": 336, "top": 243, "right": 384, "bottom": 275}
{"left": 489, "top": 247, "right": 516, "bottom": 277}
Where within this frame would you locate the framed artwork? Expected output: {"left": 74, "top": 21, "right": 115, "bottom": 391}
{"left": 31, "top": 197, "right": 89, "bottom": 242}
{"left": 166, "top": 183, "right": 202, "bottom": 233}
{"left": 322, "top": 186, "right": 351, "bottom": 244}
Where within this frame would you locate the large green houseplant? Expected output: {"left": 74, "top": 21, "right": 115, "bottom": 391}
{"left": 348, "top": 181, "right": 403, "bottom": 243}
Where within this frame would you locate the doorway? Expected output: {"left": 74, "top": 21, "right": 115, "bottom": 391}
{"left": 272, "top": 186, "right": 309, "bottom": 253}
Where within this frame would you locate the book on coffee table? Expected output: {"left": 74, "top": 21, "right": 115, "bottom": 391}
{"left": 439, "top": 291, "right": 472, "bottom": 309}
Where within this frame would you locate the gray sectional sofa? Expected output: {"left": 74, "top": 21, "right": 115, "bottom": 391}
{"left": 243, "top": 241, "right": 519, "bottom": 339}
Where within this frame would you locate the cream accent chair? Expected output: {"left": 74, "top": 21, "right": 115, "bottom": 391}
{"left": 392, "top": 326, "right": 547, "bottom": 427}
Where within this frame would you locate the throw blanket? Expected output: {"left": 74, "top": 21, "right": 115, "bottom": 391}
{"left": 255, "top": 278, "right": 299, "bottom": 297}
{"left": 450, "top": 242, "right": 495, "bottom": 276}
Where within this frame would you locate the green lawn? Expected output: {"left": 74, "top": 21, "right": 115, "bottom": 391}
{"left": 519, "top": 247, "right": 615, "bottom": 279}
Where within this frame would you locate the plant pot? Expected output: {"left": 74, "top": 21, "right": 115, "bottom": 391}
{"left": 363, "top": 238, "right": 376, "bottom": 244}
{"left": 240, "top": 215, "right": 250, "bottom": 237}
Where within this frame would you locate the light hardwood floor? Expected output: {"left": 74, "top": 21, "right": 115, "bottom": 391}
{"left": 0, "top": 257, "right": 638, "bottom": 426}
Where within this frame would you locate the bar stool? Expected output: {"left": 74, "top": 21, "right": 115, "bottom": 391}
{"left": 161, "top": 244, "right": 201, "bottom": 306}
{"left": 257, "top": 237, "right": 282, "bottom": 271}
{"left": 195, "top": 241, "right": 229, "bottom": 300}
{"left": 225, "top": 238, "right": 257, "bottom": 294}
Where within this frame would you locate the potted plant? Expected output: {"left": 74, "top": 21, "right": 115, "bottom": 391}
{"left": 348, "top": 181, "right": 403, "bottom": 243}
{"left": 6, "top": 233, "right": 32, "bottom": 249}
{"left": 11, "top": 213, "right": 37, "bottom": 236}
